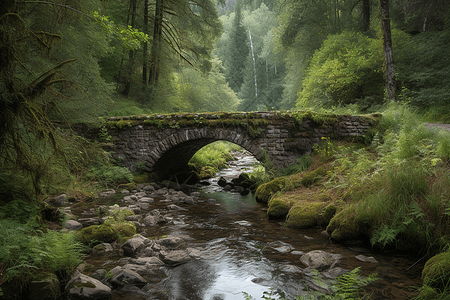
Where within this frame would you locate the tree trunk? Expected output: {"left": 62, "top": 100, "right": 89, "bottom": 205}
{"left": 122, "top": 0, "right": 137, "bottom": 97}
{"left": 149, "top": 0, "right": 163, "bottom": 87}
{"left": 380, "top": 0, "right": 396, "bottom": 100}
{"left": 142, "top": 0, "right": 148, "bottom": 86}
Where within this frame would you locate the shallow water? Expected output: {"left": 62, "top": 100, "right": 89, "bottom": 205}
{"left": 85, "top": 151, "right": 424, "bottom": 300}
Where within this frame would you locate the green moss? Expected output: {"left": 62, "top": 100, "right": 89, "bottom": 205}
{"left": 292, "top": 110, "right": 338, "bottom": 125}
{"left": 326, "top": 205, "right": 370, "bottom": 242}
{"left": 115, "top": 222, "right": 136, "bottom": 237}
{"left": 267, "top": 196, "right": 291, "bottom": 219}
{"left": 285, "top": 202, "right": 325, "bottom": 228}
{"left": 78, "top": 224, "right": 119, "bottom": 245}
{"left": 300, "top": 167, "right": 327, "bottom": 187}
{"left": 255, "top": 177, "right": 288, "bottom": 204}
{"left": 416, "top": 285, "right": 441, "bottom": 300}
{"left": 117, "top": 182, "right": 137, "bottom": 191}
{"left": 133, "top": 173, "right": 148, "bottom": 184}
{"left": 422, "top": 252, "right": 450, "bottom": 291}
{"left": 318, "top": 204, "right": 337, "bottom": 227}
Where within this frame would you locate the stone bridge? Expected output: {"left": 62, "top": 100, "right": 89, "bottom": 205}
{"left": 106, "top": 111, "right": 380, "bottom": 181}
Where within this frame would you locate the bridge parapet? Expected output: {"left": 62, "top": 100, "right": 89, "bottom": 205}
{"left": 106, "top": 111, "right": 380, "bottom": 180}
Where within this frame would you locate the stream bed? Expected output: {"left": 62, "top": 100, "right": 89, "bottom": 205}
{"left": 79, "top": 151, "right": 423, "bottom": 300}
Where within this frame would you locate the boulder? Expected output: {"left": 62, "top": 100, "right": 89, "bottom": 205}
{"left": 300, "top": 250, "right": 339, "bottom": 271}
{"left": 122, "top": 235, "right": 148, "bottom": 258}
{"left": 160, "top": 250, "right": 192, "bottom": 266}
{"left": 136, "top": 257, "right": 164, "bottom": 266}
{"left": 355, "top": 254, "right": 378, "bottom": 263}
{"left": 65, "top": 272, "right": 112, "bottom": 300}
{"left": 53, "top": 194, "right": 67, "bottom": 206}
{"left": 65, "top": 220, "right": 83, "bottom": 231}
{"left": 157, "top": 235, "right": 185, "bottom": 249}
{"left": 77, "top": 218, "right": 101, "bottom": 227}
{"left": 111, "top": 269, "right": 148, "bottom": 287}
{"left": 183, "top": 196, "right": 195, "bottom": 204}
{"left": 92, "top": 243, "right": 114, "bottom": 256}
{"left": 167, "top": 204, "right": 186, "bottom": 211}
{"left": 217, "top": 177, "right": 227, "bottom": 187}
{"left": 98, "top": 189, "right": 115, "bottom": 198}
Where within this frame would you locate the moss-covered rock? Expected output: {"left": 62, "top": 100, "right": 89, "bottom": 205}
{"left": 422, "top": 251, "right": 450, "bottom": 291}
{"left": 326, "top": 205, "right": 370, "bottom": 243}
{"left": 318, "top": 204, "right": 337, "bottom": 227}
{"left": 115, "top": 222, "right": 136, "bottom": 237}
{"left": 117, "top": 182, "right": 137, "bottom": 191}
{"left": 285, "top": 202, "right": 325, "bottom": 228}
{"left": 255, "top": 177, "right": 288, "bottom": 203}
{"left": 300, "top": 167, "right": 327, "bottom": 187}
{"left": 78, "top": 224, "right": 119, "bottom": 245}
{"left": 267, "top": 196, "right": 291, "bottom": 219}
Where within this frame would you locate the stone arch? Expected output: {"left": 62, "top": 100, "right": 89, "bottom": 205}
{"left": 148, "top": 127, "right": 263, "bottom": 181}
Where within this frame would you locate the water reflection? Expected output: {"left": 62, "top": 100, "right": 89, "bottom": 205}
{"left": 106, "top": 151, "right": 423, "bottom": 300}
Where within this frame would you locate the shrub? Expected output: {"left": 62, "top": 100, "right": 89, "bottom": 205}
{"left": 297, "top": 31, "right": 384, "bottom": 109}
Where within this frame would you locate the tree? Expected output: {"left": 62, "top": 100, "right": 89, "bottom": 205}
{"left": 380, "top": 0, "right": 396, "bottom": 100}
{"left": 224, "top": 0, "right": 249, "bottom": 93}
{"left": 145, "top": 0, "right": 222, "bottom": 92}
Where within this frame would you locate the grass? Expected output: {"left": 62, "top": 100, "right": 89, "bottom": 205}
{"left": 188, "top": 141, "right": 243, "bottom": 178}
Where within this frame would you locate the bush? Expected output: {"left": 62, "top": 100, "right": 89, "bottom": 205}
{"left": 297, "top": 31, "right": 384, "bottom": 109}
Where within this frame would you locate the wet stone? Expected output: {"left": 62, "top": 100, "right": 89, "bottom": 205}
{"left": 355, "top": 254, "right": 378, "bottom": 263}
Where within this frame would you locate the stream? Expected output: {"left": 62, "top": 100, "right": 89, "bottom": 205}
{"left": 79, "top": 151, "right": 423, "bottom": 300}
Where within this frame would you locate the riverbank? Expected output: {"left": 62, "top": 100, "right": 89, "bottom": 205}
{"left": 250, "top": 105, "right": 450, "bottom": 299}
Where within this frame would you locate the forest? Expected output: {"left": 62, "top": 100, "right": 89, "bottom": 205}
{"left": 1, "top": 0, "right": 450, "bottom": 299}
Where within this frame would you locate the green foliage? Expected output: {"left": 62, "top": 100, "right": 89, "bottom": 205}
{"left": 300, "top": 167, "right": 327, "bottom": 188}
{"left": 399, "top": 30, "right": 450, "bottom": 110}
{"left": 188, "top": 141, "right": 242, "bottom": 179}
{"left": 103, "top": 205, "right": 134, "bottom": 226}
{"left": 297, "top": 31, "right": 384, "bottom": 110}
{"left": 313, "top": 137, "right": 338, "bottom": 163}
{"left": 0, "top": 219, "right": 84, "bottom": 287}
{"left": 275, "top": 155, "right": 314, "bottom": 177}
{"left": 84, "top": 164, "right": 133, "bottom": 187}
{"left": 78, "top": 224, "right": 120, "bottom": 245}
{"left": 255, "top": 177, "right": 288, "bottom": 204}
